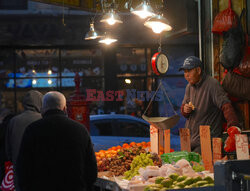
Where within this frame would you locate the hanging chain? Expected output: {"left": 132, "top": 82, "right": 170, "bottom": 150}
{"left": 143, "top": 80, "right": 162, "bottom": 116}
{"left": 160, "top": 81, "right": 178, "bottom": 115}
{"left": 62, "top": 0, "right": 66, "bottom": 26}
{"left": 143, "top": 79, "right": 178, "bottom": 117}
{"left": 158, "top": 33, "right": 162, "bottom": 52}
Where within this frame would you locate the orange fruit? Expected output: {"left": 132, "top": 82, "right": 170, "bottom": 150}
{"left": 130, "top": 142, "right": 136, "bottom": 147}
{"left": 147, "top": 142, "right": 151, "bottom": 147}
{"left": 116, "top": 145, "right": 122, "bottom": 149}
{"left": 136, "top": 143, "right": 142, "bottom": 147}
{"left": 122, "top": 143, "right": 129, "bottom": 148}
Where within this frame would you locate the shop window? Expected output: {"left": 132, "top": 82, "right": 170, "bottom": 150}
{"left": 61, "top": 49, "right": 104, "bottom": 89}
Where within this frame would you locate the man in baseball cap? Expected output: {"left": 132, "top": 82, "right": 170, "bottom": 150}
{"left": 179, "top": 56, "right": 203, "bottom": 71}
{"left": 180, "top": 56, "right": 240, "bottom": 154}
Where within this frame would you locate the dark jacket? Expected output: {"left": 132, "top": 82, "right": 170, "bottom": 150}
{"left": 181, "top": 74, "right": 231, "bottom": 150}
{"left": 16, "top": 109, "right": 97, "bottom": 191}
{"left": 0, "top": 109, "right": 14, "bottom": 188}
{"left": 6, "top": 90, "right": 43, "bottom": 164}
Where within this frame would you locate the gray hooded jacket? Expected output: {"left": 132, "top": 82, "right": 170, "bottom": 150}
{"left": 6, "top": 90, "right": 43, "bottom": 165}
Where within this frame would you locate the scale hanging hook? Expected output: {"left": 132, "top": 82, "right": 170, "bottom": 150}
{"left": 158, "top": 33, "right": 162, "bottom": 52}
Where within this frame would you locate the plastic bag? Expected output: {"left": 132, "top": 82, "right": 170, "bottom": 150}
{"left": 160, "top": 151, "right": 201, "bottom": 164}
{"left": 222, "top": 71, "right": 250, "bottom": 101}
{"left": 224, "top": 126, "right": 241, "bottom": 152}
{"left": 0, "top": 161, "right": 15, "bottom": 191}
{"left": 212, "top": 0, "right": 238, "bottom": 35}
{"left": 233, "top": 36, "right": 250, "bottom": 77}
{"left": 220, "top": 9, "right": 245, "bottom": 70}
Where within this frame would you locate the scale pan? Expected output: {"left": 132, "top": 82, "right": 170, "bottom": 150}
{"left": 142, "top": 114, "right": 180, "bottom": 130}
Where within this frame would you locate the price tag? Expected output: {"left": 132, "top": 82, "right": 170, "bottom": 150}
{"left": 150, "top": 125, "right": 159, "bottom": 154}
{"left": 179, "top": 128, "right": 191, "bottom": 152}
{"left": 164, "top": 129, "right": 171, "bottom": 153}
{"left": 235, "top": 134, "right": 249, "bottom": 160}
{"left": 212, "top": 138, "right": 222, "bottom": 163}
{"left": 200, "top": 125, "right": 213, "bottom": 172}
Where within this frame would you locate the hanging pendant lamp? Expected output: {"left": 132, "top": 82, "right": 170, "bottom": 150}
{"left": 100, "top": 9, "right": 123, "bottom": 25}
{"left": 85, "top": 23, "right": 102, "bottom": 40}
{"left": 144, "top": 14, "right": 172, "bottom": 34}
{"left": 131, "top": 0, "right": 155, "bottom": 19}
{"left": 98, "top": 33, "right": 117, "bottom": 45}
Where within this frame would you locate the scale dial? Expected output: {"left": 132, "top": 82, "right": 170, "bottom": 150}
{"left": 151, "top": 52, "right": 169, "bottom": 75}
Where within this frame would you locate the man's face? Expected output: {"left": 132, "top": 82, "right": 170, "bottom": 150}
{"left": 184, "top": 67, "right": 201, "bottom": 85}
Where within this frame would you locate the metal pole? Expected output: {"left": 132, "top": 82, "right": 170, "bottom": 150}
{"left": 198, "top": 0, "right": 202, "bottom": 61}
{"left": 210, "top": 0, "right": 214, "bottom": 77}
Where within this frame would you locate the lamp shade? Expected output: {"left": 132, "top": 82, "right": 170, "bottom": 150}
{"left": 85, "top": 23, "right": 102, "bottom": 40}
{"left": 99, "top": 37, "right": 117, "bottom": 45}
{"left": 100, "top": 9, "right": 123, "bottom": 25}
{"left": 144, "top": 14, "right": 172, "bottom": 33}
{"left": 131, "top": 1, "right": 155, "bottom": 19}
{"left": 98, "top": 32, "right": 117, "bottom": 45}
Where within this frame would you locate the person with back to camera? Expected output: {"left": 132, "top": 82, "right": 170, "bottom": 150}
{"left": 179, "top": 56, "right": 241, "bottom": 154}
{"left": 6, "top": 90, "right": 43, "bottom": 191}
{"left": 16, "top": 91, "right": 97, "bottom": 191}
{"left": 0, "top": 108, "right": 14, "bottom": 190}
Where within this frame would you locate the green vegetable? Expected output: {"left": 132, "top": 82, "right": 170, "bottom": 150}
{"left": 196, "top": 180, "right": 208, "bottom": 186}
{"left": 177, "top": 175, "right": 187, "bottom": 182}
{"left": 176, "top": 182, "right": 185, "bottom": 188}
{"left": 192, "top": 163, "right": 205, "bottom": 172}
{"left": 193, "top": 176, "right": 202, "bottom": 183}
{"left": 169, "top": 173, "right": 179, "bottom": 181}
{"left": 203, "top": 176, "right": 214, "bottom": 184}
{"left": 155, "top": 177, "right": 165, "bottom": 184}
{"left": 183, "top": 177, "right": 194, "bottom": 186}
{"left": 160, "top": 178, "right": 173, "bottom": 188}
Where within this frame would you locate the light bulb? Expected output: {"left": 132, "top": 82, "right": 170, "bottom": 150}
{"left": 48, "top": 79, "right": 52, "bottom": 84}
{"left": 151, "top": 22, "right": 166, "bottom": 33}
{"left": 32, "top": 79, "right": 37, "bottom": 85}
{"left": 125, "top": 79, "right": 131, "bottom": 84}
{"left": 107, "top": 17, "right": 116, "bottom": 25}
{"left": 48, "top": 69, "right": 52, "bottom": 75}
{"left": 99, "top": 38, "right": 117, "bottom": 45}
{"left": 32, "top": 69, "right": 36, "bottom": 73}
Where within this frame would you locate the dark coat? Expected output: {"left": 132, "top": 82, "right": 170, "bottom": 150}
{"left": 6, "top": 90, "right": 43, "bottom": 164}
{"left": 0, "top": 110, "right": 14, "bottom": 187}
{"left": 16, "top": 109, "right": 97, "bottom": 191}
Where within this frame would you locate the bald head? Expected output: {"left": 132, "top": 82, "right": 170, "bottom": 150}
{"left": 42, "top": 91, "right": 66, "bottom": 114}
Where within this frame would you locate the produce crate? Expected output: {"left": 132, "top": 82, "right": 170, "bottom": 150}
{"left": 214, "top": 159, "right": 250, "bottom": 191}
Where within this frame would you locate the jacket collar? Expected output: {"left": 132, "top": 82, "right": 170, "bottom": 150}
{"left": 42, "top": 109, "right": 66, "bottom": 118}
{"left": 191, "top": 73, "right": 207, "bottom": 88}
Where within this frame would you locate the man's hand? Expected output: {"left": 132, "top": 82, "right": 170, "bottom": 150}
{"left": 183, "top": 103, "right": 193, "bottom": 114}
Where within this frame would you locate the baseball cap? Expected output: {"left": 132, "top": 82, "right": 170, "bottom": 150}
{"left": 179, "top": 56, "right": 203, "bottom": 71}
